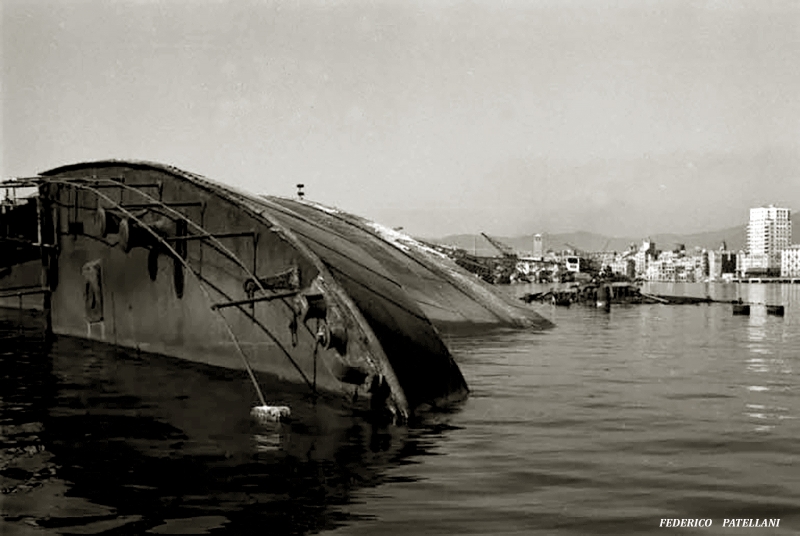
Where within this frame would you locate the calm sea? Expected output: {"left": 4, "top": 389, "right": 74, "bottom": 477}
{"left": 1, "top": 282, "right": 799, "bottom": 535}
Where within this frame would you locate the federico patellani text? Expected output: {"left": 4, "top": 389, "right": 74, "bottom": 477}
{"left": 660, "top": 519, "right": 780, "bottom": 528}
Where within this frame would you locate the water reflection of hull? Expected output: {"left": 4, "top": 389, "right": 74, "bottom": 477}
{"left": 2, "top": 330, "right": 418, "bottom": 534}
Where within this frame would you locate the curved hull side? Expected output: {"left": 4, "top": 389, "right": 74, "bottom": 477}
{"left": 201, "top": 187, "right": 470, "bottom": 410}
{"left": 158, "top": 176, "right": 471, "bottom": 410}
{"left": 264, "top": 198, "right": 553, "bottom": 333}
{"left": 39, "top": 162, "right": 420, "bottom": 418}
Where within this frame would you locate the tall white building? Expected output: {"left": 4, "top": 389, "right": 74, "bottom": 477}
{"left": 746, "top": 205, "right": 792, "bottom": 274}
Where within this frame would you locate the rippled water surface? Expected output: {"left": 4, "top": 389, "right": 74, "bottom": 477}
{"left": 2, "top": 283, "right": 799, "bottom": 535}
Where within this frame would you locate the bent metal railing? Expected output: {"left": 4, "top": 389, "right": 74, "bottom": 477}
{"left": 44, "top": 178, "right": 319, "bottom": 405}
{"left": 83, "top": 174, "right": 409, "bottom": 421}
{"left": 3, "top": 173, "right": 411, "bottom": 422}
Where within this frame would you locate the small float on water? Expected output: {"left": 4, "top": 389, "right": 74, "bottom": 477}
{"left": 766, "top": 304, "right": 785, "bottom": 316}
{"left": 1, "top": 160, "right": 552, "bottom": 422}
{"left": 732, "top": 300, "right": 751, "bottom": 316}
{"left": 729, "top": 301, "right": 786, "bottom": 317}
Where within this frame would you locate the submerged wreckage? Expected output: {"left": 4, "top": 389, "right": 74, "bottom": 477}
{"left": 1, "top": 160, "right": 552, "bottom": 422}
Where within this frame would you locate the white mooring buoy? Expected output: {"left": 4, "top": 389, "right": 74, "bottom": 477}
{"left": 251, "top": 405, "right": 291, "bottom": 423}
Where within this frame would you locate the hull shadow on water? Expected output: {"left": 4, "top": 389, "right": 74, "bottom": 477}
{"left": 1, "top": 310, "right": 456, "bottom": 535}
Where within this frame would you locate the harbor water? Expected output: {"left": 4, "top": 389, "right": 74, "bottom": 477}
{"left": 2, "top": 282, "right": 799, "bottom": 535}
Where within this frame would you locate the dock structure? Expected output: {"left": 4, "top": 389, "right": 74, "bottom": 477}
{"left": 732, "top": 278, "right": 800, "bottom": 284}
{"left": 520, "top": 282, "right": 789, "bottom": 320}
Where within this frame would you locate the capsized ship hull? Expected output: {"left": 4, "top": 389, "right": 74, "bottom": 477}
{"left": 258, "top": 197, "right": 554, "bottom": 334}
{"left": 4, "top": 160, "right": 552, "bottom": 420}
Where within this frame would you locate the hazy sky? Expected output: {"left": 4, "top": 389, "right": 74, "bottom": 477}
{"left": 3, "top": 0, "right": 799, "bottom": 237}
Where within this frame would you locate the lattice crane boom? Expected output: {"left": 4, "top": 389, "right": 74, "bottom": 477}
{"left": 481, "top": 232, "right": 517, "bottom": 258}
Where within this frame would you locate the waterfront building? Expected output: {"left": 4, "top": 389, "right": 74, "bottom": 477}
{"left": 700, "top": 249, "right": 709, "bottom": 278}
{"left": 643, "top": 250, "right": 706, "bottom": 282}
{"left": 533, "top": 234, "right": 543, "bottom": 260}
{"left": 704, "top": 247, "right": 737, "bottom": 281}
{"left": 607, "top": 256, "right": 635, "bottom": 279}
{"left": 707, "top": 250, "right": 720, "bottom": 280}
{"left": 646, "top": 259, "right": 676, "bottom": 281}
{"left": 743, "top": 253, "right": 770, "bottom": 274}
{"left": 677, "top": 255, "right": 701, "bottom": 282}
{"left": 782, "top": 245, "right": 800, "bottom": 277}
{"left": 708, "top": 249, "right": 738, "bottom": 281}
{"left": 736, "top": 251, "right": 748, "bottom": 278}
{"left": 634, "top": 239, "right": 656, "bottom": 278}
{"left": 707, "top": 250, "right": 717, "bottom": 280}
{"left": 720, "top": 251, "right": 737, "bottom": 277}
{"left": 746, "top": 205, "right": 792, "bottom": 275}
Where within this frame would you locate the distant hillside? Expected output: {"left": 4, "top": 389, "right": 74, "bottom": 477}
{"left": 432, "top": 212, "right": 799, "bottom": 257}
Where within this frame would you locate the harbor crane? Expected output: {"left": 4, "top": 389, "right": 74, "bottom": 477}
{"left": 480, "top": 233, "right": 520, "bottom": 284}
{"left": 481, "top": 233, "right": 517, "bottom": 259}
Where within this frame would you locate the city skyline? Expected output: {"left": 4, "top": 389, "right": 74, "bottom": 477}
{"left": 514, "top": 202, "right": 798, "bottom": 282}
{"left": 3, "top": 1, "right": 800, "bottom": 238}
{"left": 441, "top": 203, "right": 796, "bottom": 242}
{"left": 439, "top": 204, "right": 798, "bottom": 267}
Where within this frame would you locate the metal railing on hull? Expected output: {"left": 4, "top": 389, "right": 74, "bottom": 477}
{"left": 7, "top": 175, "right": 321, "bottom": 335}
{"left": 46, "top": 178, "right": 318, "bottom": 407}
{"left": 78, "top": 176, "right": 322, "bottom": 335}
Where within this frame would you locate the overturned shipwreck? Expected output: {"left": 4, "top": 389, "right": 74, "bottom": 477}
{"left": 1, "top": 160, "right": 552, "bottom": 422}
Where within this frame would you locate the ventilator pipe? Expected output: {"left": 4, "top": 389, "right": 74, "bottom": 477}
{"left": 95, "top": 206, "right": 120, "bottom": 237}
{"left": 118, "top": 216, "right": 174, "bottom": 253}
